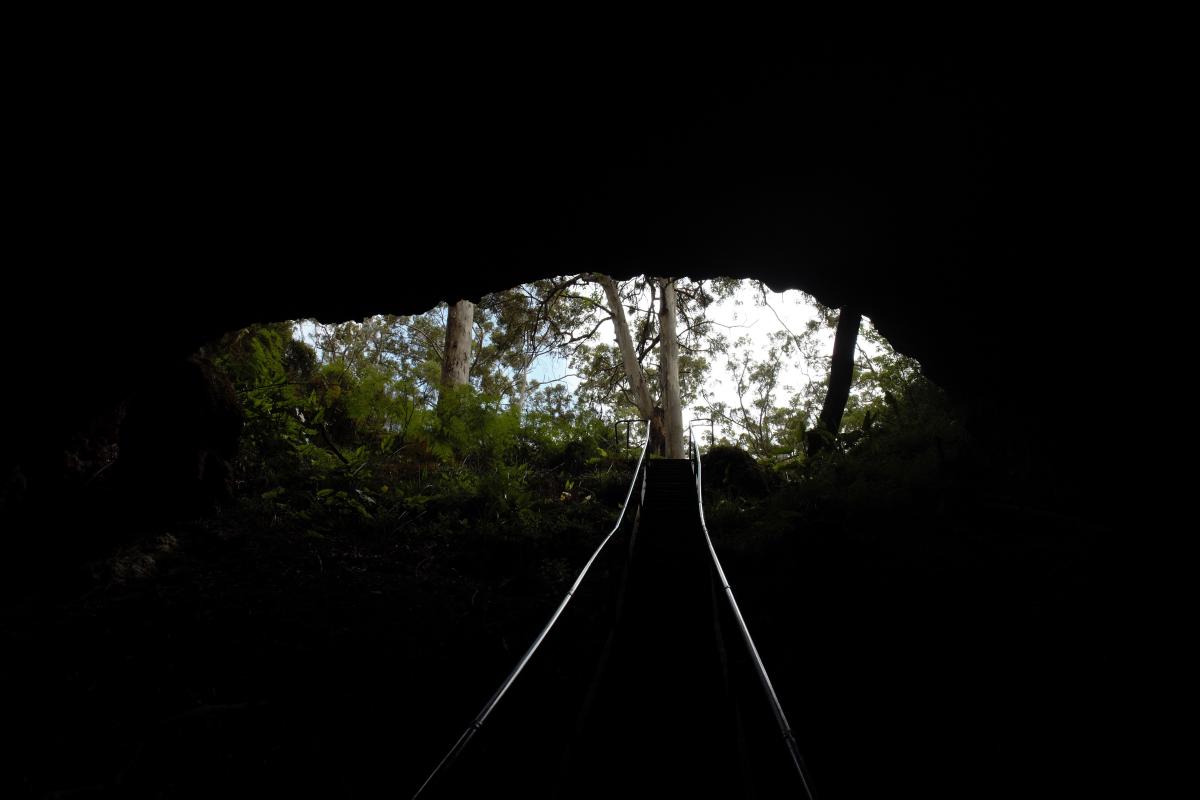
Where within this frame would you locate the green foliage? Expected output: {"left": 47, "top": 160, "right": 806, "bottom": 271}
{"left": 428, "top": 384, "right": 519, "bottom": 466}
{"left": 203, "top": 277, "right": 954, "bottom": 566}
{"left": 700, "top": 373, "right": 968, "bottom": 563}
{"left": 207, "top": 323, "right": 318, "bottom": 492}
{"left": 701, "top": 445, "right": 771, "bottom": 500}
{"left": 793, "top": 373, "right": 967, "bottom": 516}
{"left": 204, "top": 309, "right": 632, "bottom": 552}
{"left": 698, "top": 292, "right": 928, "bottom": 470}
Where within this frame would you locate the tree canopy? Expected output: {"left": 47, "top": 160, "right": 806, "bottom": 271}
{"left": 202, "top": 275, "right": 939, "bottom": 539}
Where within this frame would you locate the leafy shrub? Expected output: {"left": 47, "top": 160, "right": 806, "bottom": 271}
{"left": 701, "top": 445, "right": 770, "bottom": 500}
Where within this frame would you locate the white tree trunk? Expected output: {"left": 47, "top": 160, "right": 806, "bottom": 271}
{"left": 658, "top": 278, "right": 685, "bottom": 458}
{"left": 595, "top": 274, "right": 655, "bottom": 420}
{"left": 441, "top": 299, "right": 474, "bottom": 388}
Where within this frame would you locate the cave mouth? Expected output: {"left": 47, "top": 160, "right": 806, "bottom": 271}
{"left": 0, "top": 274, "right": 1111, "bottom": 800}
{"left": 208, "top": 274, "right": 932, "bottom": 498}
{"left": 2, "top": 271, "right": 947, "bottom": 586}
{"left": 12, "top": 272, "right": 951, "bottom": 589}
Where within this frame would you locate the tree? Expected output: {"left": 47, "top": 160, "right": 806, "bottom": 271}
{"left": 477, "top": 289, "right": 537, "bottom": 413}
{"left": 700, "top": 330, "right": 810, "bottom": 461}
{"left": 294, "top": 276, "right": 730, "bottom": 460}
{"left": 657, "top": 277, "right": 684, "bottom": 458}
{"left": 441, "top": 299, "right": 475, "bottom": 390}
{"left": 593, "top": 273, "right": 663, "bottom": 450}
{"left": 806, "top": 306, "right": 861, "bottom": 454}
{"left": 702, "top": 285, "right": 926, "bottom": 461}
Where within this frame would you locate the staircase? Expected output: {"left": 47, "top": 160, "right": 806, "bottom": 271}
{"left": 559, "top": 458, "right": 747, "bottom": 797}
{"left": 416, "top": 450, "right": 811, "bottom": 799}
{"left": 642, "top": 458, "right": 699, "bottom": 514}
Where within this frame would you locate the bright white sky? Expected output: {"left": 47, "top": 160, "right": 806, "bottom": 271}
{"left": 527, "top": 280, "right": 870, "bottom": 442}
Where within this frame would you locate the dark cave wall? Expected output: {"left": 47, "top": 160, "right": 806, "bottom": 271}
{"left": 4, "top": 34, "right": 1130, "bottom": 522}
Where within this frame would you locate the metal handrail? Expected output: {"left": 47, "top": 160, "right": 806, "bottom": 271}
{"left": 613, "top": 417, "right": 642, "bottom": 448}
{"left": 412, "top": 420, "right": 654, "bottom": 799}
{"left": 688, "top": 416, "right": 715, "bottom": 448}
{"left": 688, "top": 427, "right": 817, "bottom": 799}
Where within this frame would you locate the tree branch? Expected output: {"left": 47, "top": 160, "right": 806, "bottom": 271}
{"left": 317, "top": 423, "right": 351, "bottom": 466}
{"left": 533, "top": 372, "right": 584, "bottom": 386}
{"left": 757, "top": 281, "right": 807, "bottom": 350}
{"left": 856, "top": 342, "right": 879, "bottom": 376}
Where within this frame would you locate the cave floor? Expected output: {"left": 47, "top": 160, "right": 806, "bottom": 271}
{"left": 0, "top": 498, "right": 1117, "bottom": 799}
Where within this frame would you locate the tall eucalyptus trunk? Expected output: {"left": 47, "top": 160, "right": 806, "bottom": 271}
{"left": 658, "top": 277, "right": 684, "bottom": 458}
{"left": 594, "top": 274, "right": 664, "bottom": 453}
{"left": 440, "top": 299, "right": 475, "bottom": 390}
